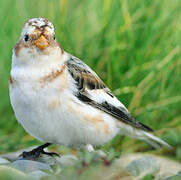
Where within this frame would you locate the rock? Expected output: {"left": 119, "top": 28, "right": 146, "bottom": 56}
{"left": 0, "top": 157, "right": 10, "bottom": 164}
{"left": 114, "top": 153, "right": 181, "bottom": 179}
{"left": 114, "top": 154, "right": 160, "bottom": 178}
{"left": 155, "top": 157, "right": 181, "bottom": 179}
{"left": 19, "top": 153, "right": 77, "bottom": 168}
{"left": 94, "top": 150, "right": 107, "bottom": 158}
{"left": 1, "top": 149, "right": 181, "bottom": 179}
{"left": 165, "top": 171, "right": 181, "bottom": 180}
{"left": 126, "top": 156, "right": 160, "bottom": 177}
{"left": 27, "top": 170, "right": 49, "bottom": 180}
{"left": 28, "top": 153, "right": 58, "bottom": 166}
{"left": 0, "top": 165, "right": 29, "bottom": 180}
{"left": 56, "top": 154, "right": 78, "bottom": 167}
{"left": 0, "top": 146, "right": 37, "bottom": 161}
{"left": 11, "top": 160, "right": 52, "bottom": 173}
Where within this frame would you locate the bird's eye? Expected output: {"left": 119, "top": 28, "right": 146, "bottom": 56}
{"left": 53, "top": 35, "right": 55, "bottom": 40}
{"left": 24, "top": 35, "right": 29, "bottom": 41}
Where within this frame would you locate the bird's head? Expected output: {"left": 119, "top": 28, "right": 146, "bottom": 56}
{"left": 22, "top": 17, "right": 55, "bottom": 50}
{"left": 13, "top": 18, "right": 63, "bottom": 66}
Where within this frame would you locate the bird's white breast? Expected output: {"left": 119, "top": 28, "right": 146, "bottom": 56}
{"left": 10, "top": 53, "right": 120, "bottom": 148}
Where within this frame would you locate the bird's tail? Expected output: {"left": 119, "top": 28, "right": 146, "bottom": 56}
{"left": 140, "top": 131, "right": 171, "bottom": 149}
{"left": 121, "top": 126, "right": 171, "bottom": 149}
{"left": 119, "top": 123, "right": 171, "bottom": 149}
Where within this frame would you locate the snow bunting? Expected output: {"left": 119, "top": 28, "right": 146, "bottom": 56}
{"left": 9, "top": 18, "right": 170, "bottom": 157}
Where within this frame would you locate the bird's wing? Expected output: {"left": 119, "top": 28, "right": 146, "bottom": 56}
{"left": 66, "top": 55, "right": 153, "bottom": 132}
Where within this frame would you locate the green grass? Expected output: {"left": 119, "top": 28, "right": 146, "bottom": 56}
{"left": 0, "top": 0, "right": 180, "bottom": 160}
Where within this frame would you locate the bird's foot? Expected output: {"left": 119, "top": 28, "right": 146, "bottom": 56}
{"left": 83, "top": 144, "right": 107, "bottom": 158}
{"left": 81, "top": 144, "right": 112, "bottom": 167}
{"left": 19, "top": 143, "right": 59, "bottom": 160}
{"left": 94, "top": 150, "right": 107, "bottom": 158}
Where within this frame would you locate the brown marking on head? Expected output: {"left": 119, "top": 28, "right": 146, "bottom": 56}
{"left": 43, "top": 18, "right": 49, "bottom": 25}
{"left": 14, "top": 41, "right": 23, "bottom": 57}
{"left": 28, "top": 21, "right": 33, "bottom": 26}
{"left": 23, "top": 18, "right": 31, "bottom": 27}
{"left": 55, "top": 41, "right": 64, "bottom": 54}
{"left": 33, "top": 28, "right": 42, "bottom": 37}
{"left": 9, "top": 75, "right": 14, "bottom": 84}
{"left": 39, "top": 64, "right": 66, "bottom": 84}
{"left": 48, "top": 99, "right": 61, "bottom": 110}
{"left": 61, "top": 47, "right": 64, "bottom": 54}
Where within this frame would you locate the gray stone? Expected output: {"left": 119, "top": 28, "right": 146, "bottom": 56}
{"left": 126, "top": 156, "right": 160, "bottom": 176}
{"left": 165, "top": 171, "right": 181, "bottom": 180}
{"left": 56, "top": 154, "right": 78, "bottom": 167}
{"left": 154, "top": 157, "right": 181, "bottom": 179}
{"left": 0, "top": 165, "right": 29, "bottom": 180}
{"left": 0, "top": 157, "right": 10, "bottom": 164}
{"left": 0, "top": 146, "right": 37, "bottom": 161}
{"left": 114, "top": 153, "right": 181, "bottom": 179}
{"left": 11, "top": 160, "right": 52, "bottom": 173}
{"left": 25, "top": 153, "right": 58, "bottom": 166}
{"left": 28, "top": 170, "right": 49, "bottom": 180}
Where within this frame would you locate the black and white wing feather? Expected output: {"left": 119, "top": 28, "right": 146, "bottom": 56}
{"left": 66, "top": 55, "right": 153, "bottom": 132}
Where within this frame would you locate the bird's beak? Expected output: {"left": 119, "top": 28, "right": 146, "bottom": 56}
{"left": 35, "top": 35, "right": 49, "bottom": 50}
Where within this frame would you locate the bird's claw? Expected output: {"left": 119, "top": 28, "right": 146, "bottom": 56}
{"left": 19, "top": 143, "right": 59, "bottom": 160}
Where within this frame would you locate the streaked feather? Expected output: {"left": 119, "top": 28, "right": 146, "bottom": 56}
{"left": 66, "top": 55, "right": 153, "bottom": 132}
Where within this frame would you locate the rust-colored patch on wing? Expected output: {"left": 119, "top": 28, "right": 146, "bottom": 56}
{"left": 81, "top": 71, "right": 105, "bottom": 90}
{"left": 66, "top": 59, "right": 109, "bottom": 92}
{"left": 48, "top": 99, "right": 61, "bottom": 110}
{"left": 14, "top": 41, "right": 22, "bottom": 57}
{"left": 84, "top": 114, "right": 110, "bottom": 135}
{"left": 39, "top": 64, "right": 66, "bottom": 84}
{"left": 68, "top": 102, "right": 110, "bottom": 135}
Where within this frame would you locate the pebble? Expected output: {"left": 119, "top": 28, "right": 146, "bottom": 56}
{"left": 1, "top": 150, "right": 181, "bottom": 179}
{"left": 0, "top": 157, "right": 10, "bottom": 164}
{"left": 0, "top": 146, "right": 37, "bottom": 161}
{"left": 27, "top": 170, "right": 49, "bottom": 180}
{"left": 56, "top": 154, "right": 78, "bottom": 167}
{"left": 11, "top": 159, "right": 52, "bottom": 173}
{"left": 126, "top": 156, "right": 160, "bottom": 177}
{"left": 0, "top": 165, "right": 29, "bottom": 180}
{"left": 165, "top": 171, "right": 181, "bottom": 180}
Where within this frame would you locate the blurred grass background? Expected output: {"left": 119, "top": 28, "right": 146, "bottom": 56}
{"left": 0, "top": 0, "right": 180, "bottom": 160}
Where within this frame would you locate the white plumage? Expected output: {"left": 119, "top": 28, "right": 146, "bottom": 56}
{"left": 9, "top": 18, "right": 171, "bottom": 152}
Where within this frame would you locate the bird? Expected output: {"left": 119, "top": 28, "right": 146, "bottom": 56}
{"left": 9, "top": 17, "right": 170, "bottom": 158}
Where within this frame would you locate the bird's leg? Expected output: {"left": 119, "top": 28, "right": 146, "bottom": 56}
{"left": 83, "top": 144, "right": 106, "bottom": 158}
{"left": 19, "top": 143, "right": 59, "bottom": 159}
{"left": 83, "top": 144, "right": 95, "bottom": 152}
{"left": 82, "top": 144, "right": 112, "bottom": 166}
